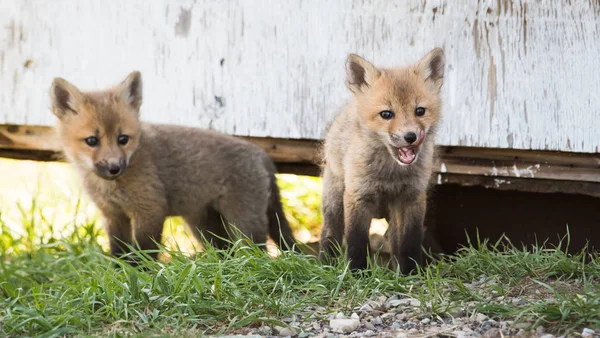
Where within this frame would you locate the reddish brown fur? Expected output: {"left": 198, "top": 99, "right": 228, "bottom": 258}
{"left": 50, "top": 72, "right": 296, "bottom": 263}
{"left": 319, "top": 49, "right": 445, "bottom": 273}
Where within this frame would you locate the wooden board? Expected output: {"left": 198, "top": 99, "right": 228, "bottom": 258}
{"left": 2, "top": 125, "right": 599, "bottom": 198}
{"left": 2, "top": 1, "right": 600, "bottom": 153}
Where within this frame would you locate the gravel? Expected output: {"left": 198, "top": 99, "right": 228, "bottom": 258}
{"left": 212, "top": 293, "right": 599, "bottom": 338}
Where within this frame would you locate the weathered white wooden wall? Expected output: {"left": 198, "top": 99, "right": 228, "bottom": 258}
{"left": 1, "top": 0, "right": 599, "bottom": 153}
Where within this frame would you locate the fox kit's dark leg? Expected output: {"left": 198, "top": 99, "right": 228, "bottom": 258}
{"left": 186, "top": 207, "right": 230, "bottom": 250}
{"left": 267, "top": 174, "right": 297, "bottom": 252}
{"left": 387, "top": 193, "right": 426, "bottom": 274}
{"left": 319, "top": 170, "right": 345, "bottom": 261}
{"left": 344, "top": 191, "right": 375, "bottom": 270}
{"left": 132, "top": 212, "right": 166, "bottom": 260}
{"left": 217, "top": 199, "right": 268, "bottom": 247}
{"left": 101, "top": 207, "right": 133, "bottom": 258}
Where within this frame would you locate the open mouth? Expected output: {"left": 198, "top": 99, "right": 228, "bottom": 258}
{"left": 397, "top": 130, "right": 425, "bottom": 165}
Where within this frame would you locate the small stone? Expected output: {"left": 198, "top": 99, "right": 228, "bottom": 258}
{"left": 483, "top": 328, "right": 502, "bottom": 338}
{"left": 404, "top": 321, "right": 415, "bottom": 329}
{"left": 258, "top": 325, "right": 272, "bottom": 335}
{"left": 391, "top": 321, "right": 403, "bottom": 329}
{"left": 371, "top": 316, "right": 383, "bottom": 325}
{"left": 335, "top": 312, "right": 346, "bottom": 319}
{"left": 329, "top": 319, "right": 360, "bottom": 333}
{"left": 312, "top": 322, "right": 321, "bottom": 331}
{"left": 359, "top": 304, "right": 373, "bottom": 312}
{"left": 408, "top": 328, "right": 418, "bottom": 334}
{"left": 396, "top": 334, "right": 409, "bottom": 338}
{"left": 364, "top": 330, "right": 377, "bottom": 337}
{"left": 276, "top": 326, "right": 297, "bottom": 337}
{"left": 421, "top": 318, "right": 431, "bottom": 325}
{"left": 363, "top": 320, "right": 375, "bottom": 330}
{"left": 539, "top": 335, "right": 555, "bottom": 338}
{"left": 298, "top": 333, "right": 313, "bottom": 338}
{"left": 582, "top": 328, "right": 595, "bottom": 338}
{"left": 396, "top": 312, "right": 409, "bottom": 321}
{"left": 351, "top": 312, "right": 359, "bottom": 320}
{"left": 387, "top": 299, "right": 404, "bottom": 307}
{"left": 381, "top": 312, "right": 396, "bottom": 320}
{"left": 448, "top": 307, "right": 465, "bottom": 317}
{"left": 388, "top": 297, "right": 421, "bottom": 307}
{"left": 472, "top": 313, "right": 488, "bottom": 322}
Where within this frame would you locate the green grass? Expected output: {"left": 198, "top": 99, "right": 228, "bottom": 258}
{"left": 0, "top": 159, "right": 599, "bottom": 337}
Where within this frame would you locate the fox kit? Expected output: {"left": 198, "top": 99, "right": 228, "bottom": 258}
{"left": 319, "top": 48, "right": 445, "bottom": 274}
{"left": 50, "top": 71, "right": 296, "bottom": 261}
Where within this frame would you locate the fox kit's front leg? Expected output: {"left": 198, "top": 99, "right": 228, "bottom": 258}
{"left": 344, "top": 191, "right": 375, "bottom": 270}
{"left": 99, "top": 205, "right": 133, "bottom": 258}
{"left": 319, "top": 169, "right": 346, "bottom": 260}
{"left": 127, "top": 188, "right": 168, "bottom": 261}
{"left": 388, "top": 193, "right": 426, "bottom": 274}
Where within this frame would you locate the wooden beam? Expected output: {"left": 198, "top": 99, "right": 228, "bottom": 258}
{"left": 1, "top": 125, "right": 599, "bottom": 197}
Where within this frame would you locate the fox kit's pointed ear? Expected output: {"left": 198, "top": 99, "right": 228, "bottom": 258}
{"left": 417, "top": 48, "right": 445, "bottom": 92}
{"left": 117, "top": 71, "right": 143, "bottom": 111}
{"left": 50, "top": 78, "right": 84, "bottom": 118}
{"left": 346, "top": 54, "right": 381, "bottom": 94}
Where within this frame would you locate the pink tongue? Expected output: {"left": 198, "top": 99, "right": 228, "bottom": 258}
{"left": 398, "top": 147, "right": 416, "bottom": 164}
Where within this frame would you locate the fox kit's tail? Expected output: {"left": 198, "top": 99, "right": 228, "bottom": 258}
{"left": 267, "top": 173, "right": 297, "bottom": 252}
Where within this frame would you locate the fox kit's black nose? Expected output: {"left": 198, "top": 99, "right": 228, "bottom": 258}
{"left": 404, "top": 132, "right": 418, "bottom": 144}
{"left": 108, "top": 163, "right": 121, "bottom": 176}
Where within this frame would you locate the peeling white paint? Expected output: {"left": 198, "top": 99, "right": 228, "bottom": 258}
{"left": 437, "top": 174, "right": 442, "bottom": 185}
{"left": 440, "top": 163, "right": 447, "bottom": 173}
{"left": 0, "top": 1, "right": 599, "bottom": 153}
{"left": 493, "top": 178, "right": 512, "bottom": 188}
{"left": 512, "top": 164, "right": 521, "bottom": 178}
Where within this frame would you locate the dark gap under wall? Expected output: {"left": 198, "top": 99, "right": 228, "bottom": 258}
{"left": 426, "top": 184, "right": 600, "bottom": 255}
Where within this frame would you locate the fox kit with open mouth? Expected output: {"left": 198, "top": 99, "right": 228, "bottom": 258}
{"left": 50, "top": 71, "right": 296, "bottom": 262}
{"left": 319, "top": 48, "right": 445, "bottom": 273}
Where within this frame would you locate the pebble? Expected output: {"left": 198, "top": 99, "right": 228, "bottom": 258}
{"left": 420, "top": 318, "right": 431, "bottom": 325}
{"left": 359, "top": 304, "right": 373, "bottom": 312}
{"left": 395, "top": 312, "right": 409, "bottom": 321}
{"left": 335, "top": 312, "right": 346, "bottom": 319}
{"left": 363, "top": 321, "right": 376, "bottom": 330}
{"left": 364, "top": 330, "right": 377, "bottom": 337}
{"left": 387, "top": 298, "right": 421, "bottom": 307}
{"left": 329, "top": 319, "right": 360, "bottom": 333}
{"left": 391, "top": 321, "right": 403, "bottom": 329}
{"left": 381, "top": 312, "right": 396, "bottom": 320}
{"left": 472, "top": 313, "right": 488, "bottom": 322}
{"left": 582, "top": 328, "right": 596, "bottom": 338}
{"left": 257, "top": 325, "right": 272, "bottom": 335}
{"left": 276, "top": 326, "right": 297, "bottom": 337}
{"left": 539, "top": 335, "right": 555, "bottom": 338}
{"left": 350, "top": 312, "right": 359, "bottom": 320}
{"left": 483, "top": 328, "right": 502, "bottom": 338}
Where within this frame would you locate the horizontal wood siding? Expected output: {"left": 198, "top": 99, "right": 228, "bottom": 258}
{"left": 1, "top": 0, "right": 599, "bottom": 152}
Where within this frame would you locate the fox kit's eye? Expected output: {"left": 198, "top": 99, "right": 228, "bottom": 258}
{"left": 379, "top": 110, "right": 395, "bottom": 120}
{"left": 415, "top": 107, "right": 426, "bottom": 117}
{"left": 85, "top": 136, "right": 98, "bottom": 147}
{"left": 118, "top": 135, "right": 129, "bottom": 145}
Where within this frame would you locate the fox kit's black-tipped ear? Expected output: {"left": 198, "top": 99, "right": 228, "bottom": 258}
{"left": 117, "top": 71, "right": 143, "bottom": 111}
{"left": 50, "top": 78, "right": 84, "bottom": 118}
{"left": 346, "top": 54, "right": 381, "bottom": 94}
{"left": 417, "top": 48, "right": 445, "bottom": 92}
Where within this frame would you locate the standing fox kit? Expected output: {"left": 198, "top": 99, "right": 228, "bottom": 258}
{"left": 50, "top": 71, "right": 295, "bottom": 261}
{"left": 319, "top": 48, "right": 445, "bottom": 274}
